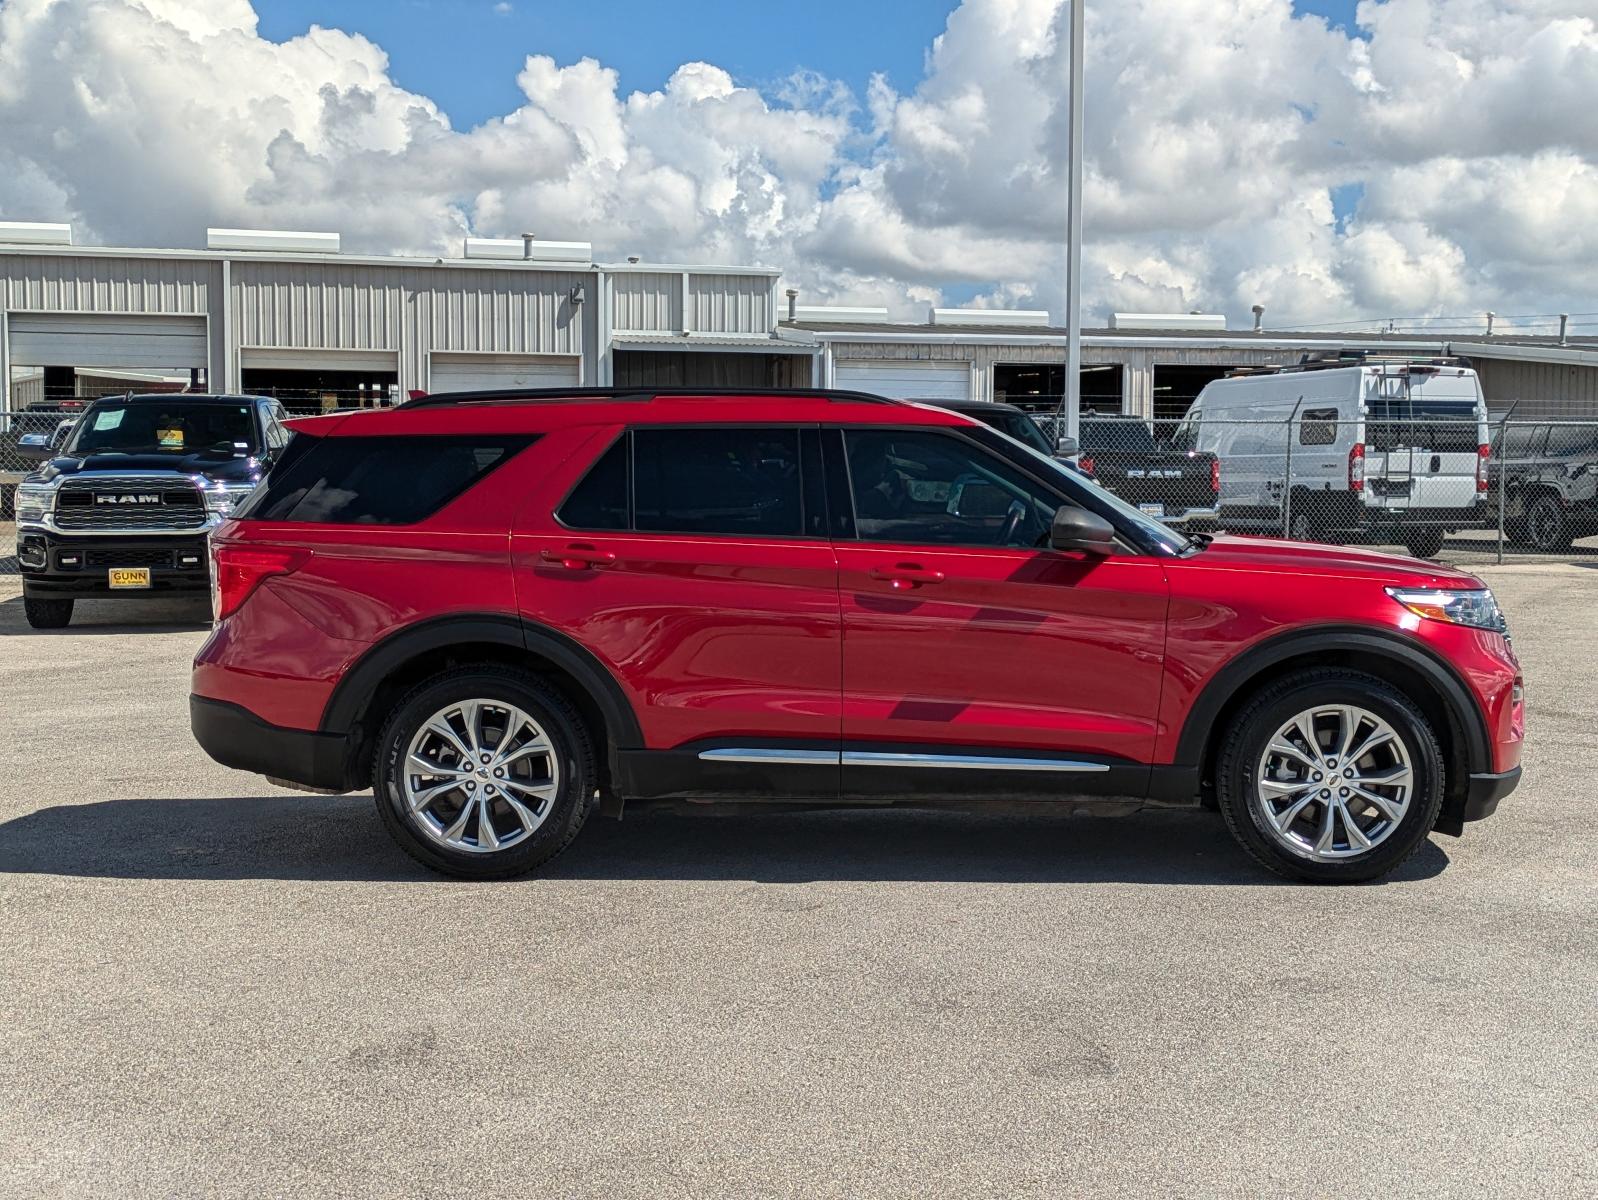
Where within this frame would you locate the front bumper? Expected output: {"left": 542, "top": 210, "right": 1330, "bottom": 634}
{"left": 18, "top": 529, "right": 210, "bottom": 597}
{"left": 190, "top": 695, "right": 354, "bottom": 793}
{"left": 1464, "top": 765, "right": 1521, "bottom": 822}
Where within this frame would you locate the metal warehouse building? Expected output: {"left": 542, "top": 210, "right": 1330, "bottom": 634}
{"left": 3, "top": 221, "right": 1596, "bottom": 424}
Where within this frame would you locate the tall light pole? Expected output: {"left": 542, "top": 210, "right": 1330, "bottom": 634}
{"left": 1064, "top": 0, "right": 1085, "bottom": 440}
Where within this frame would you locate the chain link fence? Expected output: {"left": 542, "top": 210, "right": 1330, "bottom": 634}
{"left": 4, "top": 403, "right": 1597, "bottom": 579}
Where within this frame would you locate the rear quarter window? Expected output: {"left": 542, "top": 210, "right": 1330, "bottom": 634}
{"left": 238, "top": 434, "right": 533, "bottom": 524}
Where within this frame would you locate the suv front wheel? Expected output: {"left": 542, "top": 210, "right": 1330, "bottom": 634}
{"left": 1216, "top": 669, "right": 1445, "bottom": 883}
{"left": 373, "top": 666, "right": 596, "bottom": 879}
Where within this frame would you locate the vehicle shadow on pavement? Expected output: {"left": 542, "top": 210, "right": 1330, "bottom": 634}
{"left": 0, "top": 593, "right": 212, "bottom": 635}
{"left": 0, "top": 795, "right": 1451, "bottom": 885}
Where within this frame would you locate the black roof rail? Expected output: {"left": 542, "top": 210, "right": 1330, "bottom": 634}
{"left": 399, "top": 386, "right": 903, "bottom": 410}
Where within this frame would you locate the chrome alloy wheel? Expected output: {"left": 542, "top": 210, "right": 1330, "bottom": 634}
{"left": 402, "top": 699, "right": 561, "bottom": 854}
{"left": 1253, "top": 704, "right": 1413, "bottom": 861}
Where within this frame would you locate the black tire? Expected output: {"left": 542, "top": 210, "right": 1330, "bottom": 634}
{"left": 1404, "top": 528, "right": 1445, "bottom": 559}
{"left": 1215, "top": 669, "right": 1446, "bottom": 884}
{"left": 1523, "top": 493, "right": 1572, "bottom": 552}
{"left": 1287, "top": 504, "right": 1319, "bottom": 543}
{"left": 23, "top": 595, "right": 73, "bottom": 629}
{"left": 373, "top": 665, "right": 597, "bottom": 880}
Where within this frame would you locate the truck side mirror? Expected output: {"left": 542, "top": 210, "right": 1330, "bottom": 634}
{"left": 1055, "top": 435, "right": 1079, "bottom": 457}
{"left": 17, "top": 433, "right": 53, "bottom": 463}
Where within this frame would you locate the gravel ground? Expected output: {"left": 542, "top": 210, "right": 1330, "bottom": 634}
{"left": 0, "top": 567, "right": 1593, "bottom": 1198}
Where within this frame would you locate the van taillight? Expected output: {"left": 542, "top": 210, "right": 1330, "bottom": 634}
{"left": 1210, "top": 458, "right": 1220, "bottom": 493}
{"left": 1476, "top": 443, "right": 1490, "bottom": 493}
{"left": 213, "top": 545, "right": 310, "bottom": 619}
{"left": 1348, "top": 443, "right": 1365, "bottom": 493}
{"left": 1079, "top": 455, "right": 1095, "bottom": 475}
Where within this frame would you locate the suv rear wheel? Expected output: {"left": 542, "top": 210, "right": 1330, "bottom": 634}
{"left": 1215, "top": 669, "right": 1445, "bottom": 883}
{"left": 23, "top": 595, "right": 73, "bottom": 629}
{"left": 373, "top": 666, "right": 596, "bottom": 879}
{"left": 1522, "top": 492, "right": 1572, "bottom": 552}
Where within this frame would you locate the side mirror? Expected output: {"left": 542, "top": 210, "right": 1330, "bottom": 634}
{"left": 1049, "top": 506, "right": 1117, "bottom": 555}
{"left": 17, "top": 433, "right": 54, "bottom": 463}
{"left": 1055, "top": 435, "right": 1079, "bottom": 457}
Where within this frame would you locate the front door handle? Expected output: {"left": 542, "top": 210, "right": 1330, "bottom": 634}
{"left": 869, "top": 563, "right": 946, "bottom": 590}
{"left": 540, "top": 544, "right": 616, "bottom": 570}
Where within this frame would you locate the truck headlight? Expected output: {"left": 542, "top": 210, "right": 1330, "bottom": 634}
{"left": 1387, "top": 586, "right": 1507, "bottom": 634}
{"left": 15, "top": 481, "right": 55, "bottom": 523}
{"left": 204, "top": 483, "right": 256, "bottom": 516}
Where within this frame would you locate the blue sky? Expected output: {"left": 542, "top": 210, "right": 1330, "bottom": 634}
{"left": 255, "top": 1, "right": 1365, "bottom": 131}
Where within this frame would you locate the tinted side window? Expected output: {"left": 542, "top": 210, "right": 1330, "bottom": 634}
{"left": 843, "top": 428, "right": 1058, "bottom": 548}
{"left": 558, "top": 435, "right": 629, "bottom": 530}
{"left": 241, "top": 435, "right": 532, "bottom": 524}
{"left": 633, "top": 427, "right": 802, "bottom": 537}
{"left": 1299, "top": 408, "right": 1338, "bottom": 446}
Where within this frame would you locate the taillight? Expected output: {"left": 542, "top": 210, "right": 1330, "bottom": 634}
{"left": 1348, "top": 443, "right": 1365, "bottom": 494}
{"left": 212, "top": 545, "right": 310, "bottom": 619}
{"left": 1476, "top": 443, "right": 1490, "bottom": 493}
{"left": 1210, "top": 458, "right": 1220, "bottom": 493}
{"left": 1079, "top": 455, "right": 1096, "bottom": 475}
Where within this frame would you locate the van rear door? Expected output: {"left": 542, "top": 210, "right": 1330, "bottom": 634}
{"left": 1364, "top": 370, "right": 1484, "bottom": 513}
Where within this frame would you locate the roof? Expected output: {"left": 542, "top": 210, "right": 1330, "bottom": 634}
{"left": 790, "top": 319, "right": 1598, "bottom": 357}
{"left": 87, "top": 392, "right": 267, "bottom": 406}
{"left": 289, "top": 389, "right": 978, "bottom": 437}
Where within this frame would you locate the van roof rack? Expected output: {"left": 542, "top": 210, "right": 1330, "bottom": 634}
{"left": 399, "top": 386, "right": 902, "bottom": 410}
{"left": 1225, "top": 350, "right": 1472, "bottom": 378}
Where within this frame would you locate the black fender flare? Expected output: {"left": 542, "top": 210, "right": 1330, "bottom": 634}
{"left": 1173, "top": 625, "right": 1491, "bottom": 774}
{"left": 319, "top": 613, "right": 644, "bottom": 750}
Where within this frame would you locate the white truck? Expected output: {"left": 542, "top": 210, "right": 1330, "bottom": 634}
{"left": 1170, "top": 356, "right": 1490, "bottom": 558}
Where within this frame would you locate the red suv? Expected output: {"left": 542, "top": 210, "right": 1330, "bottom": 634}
{"left": 189, "top": 389, "right": 1523, "bottom": 883}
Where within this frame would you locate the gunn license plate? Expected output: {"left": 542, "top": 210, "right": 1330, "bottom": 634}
{"left": 1138, "top": 502, "right": 1166, "bottom": 518}
{"left": 108, "top": 567, "right": 152, "bottom": 589}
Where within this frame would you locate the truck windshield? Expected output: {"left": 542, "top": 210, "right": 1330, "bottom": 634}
{"left": 1367, "top": 397, "right": 1479, "bottom": 452}
{"left": 65, "top": 400, "right": 260, "bottom": 458}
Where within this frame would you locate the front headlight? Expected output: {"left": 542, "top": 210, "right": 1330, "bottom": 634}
{"left": 204, "top": 483, "right": 256, "bottom": 516}
{"left": 1387, "top": 586, "right": 1507, "bottom": 633}
{"left": 15, "top": 481, "right": 56, "bottom": 523}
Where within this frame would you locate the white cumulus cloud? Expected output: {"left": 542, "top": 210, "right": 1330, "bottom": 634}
{"left": 0, "top": 0, "right": 1592, "bottom": 330}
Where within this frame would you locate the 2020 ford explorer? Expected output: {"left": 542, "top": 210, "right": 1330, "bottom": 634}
{"left": 189, "top": 388, "right": 1523, "bottom": 883}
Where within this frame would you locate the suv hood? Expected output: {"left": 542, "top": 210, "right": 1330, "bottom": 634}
{"left": 32, "top": 452, "right": 263, "bottom": 484}
{"left": 1193, "top": 534, "right": 1484, "bottom": 588}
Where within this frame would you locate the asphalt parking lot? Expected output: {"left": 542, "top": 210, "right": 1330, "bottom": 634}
{"left": 0, "top": 567, "right": 1594, "bottom": 1198}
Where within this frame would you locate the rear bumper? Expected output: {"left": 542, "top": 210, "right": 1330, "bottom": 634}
{"left": 190, "top": 695, "right": 354, "bottom": 793}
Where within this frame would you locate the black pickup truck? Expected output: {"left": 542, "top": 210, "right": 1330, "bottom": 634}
{"left": 13, "top": 393, "right": 292, "bottom": 628}
{"left": 1079, "top": 415, "right": 1220, "bottom": 528}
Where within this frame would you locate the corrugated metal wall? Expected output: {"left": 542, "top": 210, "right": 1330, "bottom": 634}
{"left": 689, "top": 273, "right": 770, "bottom": 334}
{"left": 1473, "top": 358, "right": 1598, "bottom": 419}
{"left": 0, "top": 253, "right": 211, "bottom": 314}
{"left": 611, "top": 272, "right": 681, "bottom": 332}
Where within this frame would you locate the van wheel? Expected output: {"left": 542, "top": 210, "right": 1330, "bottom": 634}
{"left": 1404, "top": 529, "right": 1444, "bottom": 559}
{"left": 373, "top": 665, "right": 596, "bottom": 879}
{"left": 1523, "top": 493, "right": 1571, "bottom": 552}
{"left": 1215, "top": 669, "right": 1445, "bottom": 884}
{"left": 23, "top": 596, "right": 73, "bottom": 629}
{"left": 1287, "top": 508, "right": 1318, "bottom": 543}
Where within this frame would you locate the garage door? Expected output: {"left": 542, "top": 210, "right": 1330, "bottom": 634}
{"left": 8, "top": 313, "right": 207, "bottom": 371}
{"left": 430, "top": 354, "right": 580, "bottom": 394}
{"left": 834, "top": 360, "right": 971, "bottom": 401}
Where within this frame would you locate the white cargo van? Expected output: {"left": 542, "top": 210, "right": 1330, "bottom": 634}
{"left": 1170, "top": 357, "right": 1490, "bottom": 558}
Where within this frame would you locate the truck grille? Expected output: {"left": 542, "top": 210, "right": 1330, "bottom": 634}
{"left": 53, "top": 476, "right": 207, "bottom": 531}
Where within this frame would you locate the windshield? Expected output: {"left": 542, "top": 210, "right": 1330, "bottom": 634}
{"left": 967, "top": 425, "right": 1192, "bottom": 556}
{"left": 989, "top": 411, "right": 1056, "bottom": 455}
{"left": 65, "top": 400, "right": 260, "bottom": 458}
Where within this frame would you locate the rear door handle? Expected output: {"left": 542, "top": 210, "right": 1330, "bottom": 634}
{"left": 869, "top": 564, "right": 946, "bottom": 589}
{"left": 540, "top": 544, "right": 616, "bottom": 570}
